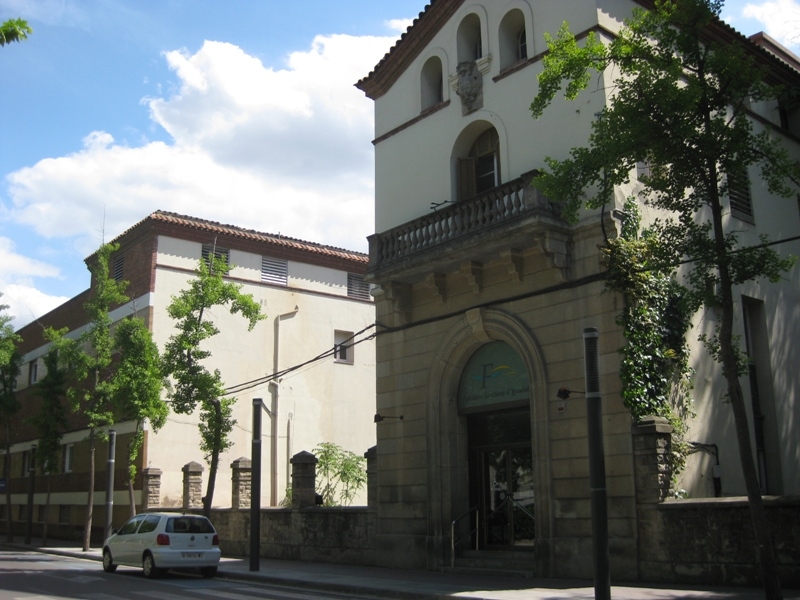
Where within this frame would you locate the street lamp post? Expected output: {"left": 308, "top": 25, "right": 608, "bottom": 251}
{"left": 583, "top": 327, "right": 610, "bottom": 600}
{"left": 250, "top": 398, "right": 264, "bottom": 572}
{"left": 24, "top": 444, "right": 36, "bottom": 545}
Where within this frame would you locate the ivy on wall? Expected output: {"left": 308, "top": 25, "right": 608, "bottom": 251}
{"left": 605, "top": 200, "right": 695, "bottom": 487}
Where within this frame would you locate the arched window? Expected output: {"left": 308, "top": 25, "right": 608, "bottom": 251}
{"left": 457, "top": 14, "right": 483, "bottom": 63}
{"left": 499, "top": 9, "right": 527, "bottom": 70}
{"left": 457, "top": 128, "right": 500, "bottom": 201}
{"left": 420, "top": 56, "right": 444, "bottom": 111}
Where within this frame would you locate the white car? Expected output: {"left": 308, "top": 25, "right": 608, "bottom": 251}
{"left": 102, "top": 512, "right": 221, "bottom": 578}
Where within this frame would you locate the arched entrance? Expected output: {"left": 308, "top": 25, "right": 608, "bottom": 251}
{"left": 425, "top": 308, "right": 550, "bottom": 573}
{"left": 458, "top": 341, "right": 535, "bottom": 548}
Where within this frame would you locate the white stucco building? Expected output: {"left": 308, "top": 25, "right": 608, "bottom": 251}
{"left": 9, "top": 211, "right": 376, "bottom": 533}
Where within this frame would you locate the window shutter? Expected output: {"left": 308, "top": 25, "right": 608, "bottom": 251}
{"left": 261, "top": 256, "right": 288, "bottom": 285}
{"left": 458, "top": 158, "right": 477, "bottom": 201}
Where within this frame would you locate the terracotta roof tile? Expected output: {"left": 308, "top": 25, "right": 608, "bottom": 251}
{"left": 105, "top": 210, "right": 368, "bottom": 264}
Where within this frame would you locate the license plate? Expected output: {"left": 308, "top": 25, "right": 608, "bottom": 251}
{"left": 182, "top": 552, "right": 203, "bottom": 558}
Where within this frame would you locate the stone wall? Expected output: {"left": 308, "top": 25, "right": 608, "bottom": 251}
{"left": 165, "top": 441, "right": 800, "bottom": 589}
{"left": 209, "top": 507, "right": 376, "bottom": 565}
{"left": 644, "top": 497, "right": 800, "bottom": 588}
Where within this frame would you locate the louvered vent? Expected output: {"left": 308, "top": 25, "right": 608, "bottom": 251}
{"left": 202, "top": 244, "right": 230, "bottom": 265}
{"left": 262, "top": 256, "right": 288, "bottom": 286}
{"left": 728, "top": 170, "right": 753, "bottom": 219}
{"left": 347, "top": 273, "right": 370, "bottom": 300}
{"left": 114, "top": 256, "right": 124, "bottom": 282}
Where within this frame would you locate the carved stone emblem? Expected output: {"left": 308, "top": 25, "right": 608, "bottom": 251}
{"left": 455, "top": 61, "right": 483, "bottom": 115}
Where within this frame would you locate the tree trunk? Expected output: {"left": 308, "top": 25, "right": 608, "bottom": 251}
{"left": 82, "top": 437, "right": 95, "bottom": 552}
{"left": 128, "top": 479, "right": 136, "bottom": 519}
{"left": 4, "top": 442, "right": 12, "bottom": 543}
{"left": 711, "top": 195, "right": 782, "bottom": 599}
{"left": 718, "top": 305, "right": 782, "bottom": 598}
{"left": 202, "top": 402, "right": 222, "bottom": 519}
{"left": 42, "top": 473, "right": 51, "bottom": 546}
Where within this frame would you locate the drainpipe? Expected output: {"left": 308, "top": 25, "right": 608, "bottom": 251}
{"left": 286, "top": 411, "right": 294, "bottom": 495}
{"left": 271, "top": 306, "right": 298, "bottom": 506}
{"left": 268, "top": 381, "right": 279, "bottom": 506}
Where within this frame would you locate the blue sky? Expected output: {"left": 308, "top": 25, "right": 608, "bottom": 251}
{"left": 0, "top": 0, "right": 796, "bottom": 330}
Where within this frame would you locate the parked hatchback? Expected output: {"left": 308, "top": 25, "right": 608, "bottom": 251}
{"left": 102, "top": 512, "right": 221, "bottom": 578}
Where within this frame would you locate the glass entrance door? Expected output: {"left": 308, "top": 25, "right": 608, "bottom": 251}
{"left": 479, "top": 445, "right": 535, "bottom": 547}
{"left": 458, "top": 342, "right": 534, "bottom": 550}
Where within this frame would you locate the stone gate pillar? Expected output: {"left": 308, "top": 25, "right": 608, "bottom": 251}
{"left": 290, "top": 451, "right": 318, "bottom": 509}
{"left": 231, "top": 457, "right": 252, "bottom": 509}
{"left": 141, "top": 467, "right": 162, "bottom": 510}
{"left": 182, "top": 461, "right": 204, "bottom": 510}
{"left": 632, "top": 415, "right": 674, "bottom": 578}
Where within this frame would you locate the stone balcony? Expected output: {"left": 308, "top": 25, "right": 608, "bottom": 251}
{"left": 367, "top": 171, "right": 572, "bottom": 285}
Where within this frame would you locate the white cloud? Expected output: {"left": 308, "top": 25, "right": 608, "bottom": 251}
{"left": 744, "top": 0, "right": 800, "bottom": 48}
{"left": 0, "top": 237, "right": 67, "bottom": 330}
{"left": 386, "top": 18, "right": 414, "bottom": 34}
{"left": 1, "top": 283, "right": 69, "bottom": 331}
{"left": 4, "top": 33, "right": 394, "bottom": 255}
{"left": 0, "top": 237, "right": 60, "bottom": 280}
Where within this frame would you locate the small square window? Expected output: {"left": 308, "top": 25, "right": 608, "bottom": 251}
{"left": 334, "top": 330, "right": 354, "bottom": 365}
{"left": 63, "top": 444, "right": 74, "bottom": 473}
{"left": 21, "top": 450, "right": 32, "bottom": 476}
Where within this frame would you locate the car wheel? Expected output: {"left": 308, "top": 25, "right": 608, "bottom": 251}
{"left": 200, "top": 566, "right": 218, "bottom": 578}
{"left": 142, "top": 553, "right": 161, "bottom": 579}
{"left": 102, "top": 549, "right": 117, "bottom": 573}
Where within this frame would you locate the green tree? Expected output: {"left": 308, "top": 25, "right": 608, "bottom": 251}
{"left": 530, "top": 2, "right": 798, "bottom": 598}
{"left": 0, "top": 18, "right": 32, "bottom": 46}
{"left": 314, "top": 442, "right": 367, "bottom": 506}
{"left": 30, "top": 349, "right": 68, "bottom": 546}
{"left": 47, "top": 243, "right": 129, "bottom": 551}
{"left": 162, "top": 253, "right": 264, "bottom": 517}
{"left": 110, "top": 316, "right": 168, "bottom": 518}
{"left": 0, "top": 295, "right": 22, "bottom": 542}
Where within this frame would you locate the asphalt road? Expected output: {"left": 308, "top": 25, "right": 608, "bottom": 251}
{"left": 0, "top": 550, "right": 385, "bottom": 600}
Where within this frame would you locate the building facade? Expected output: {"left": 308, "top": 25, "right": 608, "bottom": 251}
{"left": 5, "top": 211, "right": 376, "bottom": 536}
{"left": 356, "top": 0, "right": 800, "bottom": 580}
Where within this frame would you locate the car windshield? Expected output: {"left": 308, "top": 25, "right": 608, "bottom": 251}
{"left": 166, "top": 516, "right": 215, "bottom": 534}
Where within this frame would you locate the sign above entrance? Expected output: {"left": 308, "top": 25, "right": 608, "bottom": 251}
{"left": 458, "top": 341, "right": 530, "bottom": 413}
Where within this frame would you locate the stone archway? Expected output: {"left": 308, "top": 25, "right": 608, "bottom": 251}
{"left": 424, "top": 307, "right": 551, "bottom": 574}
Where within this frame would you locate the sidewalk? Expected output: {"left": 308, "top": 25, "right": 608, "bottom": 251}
{"left": 2, "top": 538, "right": 798, "bottom": 600}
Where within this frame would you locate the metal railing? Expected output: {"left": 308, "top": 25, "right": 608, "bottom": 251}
{"left": 450, "top": 506, "right": 479, "bottom": 568}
